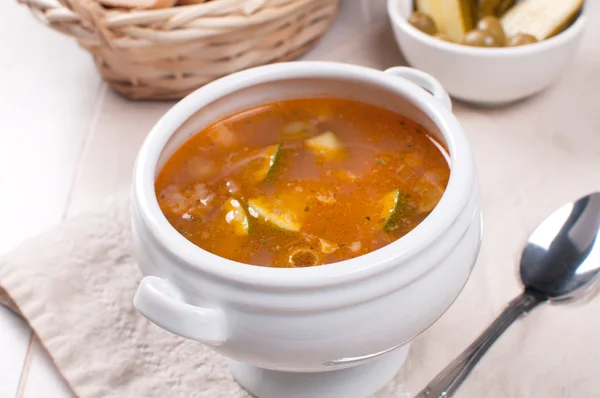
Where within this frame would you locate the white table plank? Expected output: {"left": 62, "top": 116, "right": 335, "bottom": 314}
{"left": 0, "top": 2, "right": 102, "bottom": 254}
{"left": 0, "top": 308, "right": 31, "bottom": 398}
{"left": 0, "top": 2, "right": 103, "bottom": 397}
{"left": 363, "top": 0, "right": 388, "bottom": 22}
{"left": 66, "top": 90, "right": 174, "bottom": 217}
{"left": 304, "top": 0, "right": 404, "bottom": 69}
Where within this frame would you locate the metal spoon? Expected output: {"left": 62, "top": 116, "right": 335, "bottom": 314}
{"left": 416, "top": 192, "right": 600, "bottom": 398}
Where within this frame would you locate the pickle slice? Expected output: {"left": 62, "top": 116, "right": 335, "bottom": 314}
{"left": 416, "top": 0, "right": 475, "bottom": 42}
{"left": 380, "top": 189, "right": 405, "bottom": 233}
{"left": 501, "top": 0, "right": 584, "bottom": 40}
{"left": 248, "top": 197, "right": 301, "bottom": 232}
{"left": 478, "top": 0, "right": 515, "bottom": 18}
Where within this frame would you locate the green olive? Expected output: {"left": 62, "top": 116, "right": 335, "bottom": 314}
{"left": 506, "top": 33, "right": 539, "bottom": 47}
{"left": 408, "top": 11, "right": 438, "bottom": 36}
{"left": 461, "top": 29, "right": 502, "bottom": 47}
{"left": 477, "top": 16, "right": 506, "bottom": 46}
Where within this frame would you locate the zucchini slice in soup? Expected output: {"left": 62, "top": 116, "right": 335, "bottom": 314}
{"left": 305, "top": 131, "right": 345, "bottom": 159}
{"left": 222, "top": 198, "right": 250, "bottom": 236}
{"left": 253, "top": 144, "right": 281, "bottom": 182}
{"left": 248, "top": 196, "right": 301, "bottom": 232}
{"left": 282, "top": 120, "right": 314, "bottom": 137}
{"left": 380, "top": 189, "right": 406, "bottom": 233}
{"left": 318, "top": 237, "right": 338, "bottom": 254}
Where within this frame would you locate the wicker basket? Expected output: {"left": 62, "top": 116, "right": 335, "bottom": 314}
{"left": 21, "top": 0, "right": 340, "bottom": 100}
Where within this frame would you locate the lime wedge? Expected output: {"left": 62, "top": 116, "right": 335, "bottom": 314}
{"left": 248, "top": 197, "right": 301, "bottom": 232}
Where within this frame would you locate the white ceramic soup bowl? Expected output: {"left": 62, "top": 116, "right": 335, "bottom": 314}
{"left": 131, "top": 61, "right": 482, "bottom": 398}
{"left": 388, "top": 0, "right": 587, "bottom": 105}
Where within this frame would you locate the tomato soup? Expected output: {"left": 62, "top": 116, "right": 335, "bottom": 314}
{"left": 155, "top": 98, "right": 450, "bottom": 267}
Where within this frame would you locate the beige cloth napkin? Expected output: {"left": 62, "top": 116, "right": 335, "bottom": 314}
{"left": 2, "top": 3, "right": 600, "bottom": 397}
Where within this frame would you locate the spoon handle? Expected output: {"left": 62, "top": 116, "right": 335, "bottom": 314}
{"left": 415, "top": 291, "right": 544, "bottom": 398}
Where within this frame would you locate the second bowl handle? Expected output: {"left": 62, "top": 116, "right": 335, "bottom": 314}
{"left": 133, "top": 276, "right": 226, "bottom": 346}
{"left": 385, "top": 67, "right": 452, "bottom": 111}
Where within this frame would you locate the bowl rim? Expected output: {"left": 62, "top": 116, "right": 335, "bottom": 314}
{"left": 387, "top": 0, "right": 587, "bottom": 57}
{"left": 132, "top": 61, "right": 475, "bottom": 288}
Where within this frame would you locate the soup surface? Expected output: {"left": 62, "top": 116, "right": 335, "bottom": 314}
{"left": 156, "top": 98, "right": 450, "bottom": 267}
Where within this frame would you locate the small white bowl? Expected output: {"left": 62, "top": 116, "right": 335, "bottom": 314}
{"left": 388, "top": 0, "right": 587, "bottom": 105}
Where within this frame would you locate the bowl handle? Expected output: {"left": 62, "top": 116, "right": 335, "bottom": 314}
{"left": 385, "top": 67, "right": 452, "bottom": 111}
{"left": 133, "top": 276, "right": 226, "bottom": 346}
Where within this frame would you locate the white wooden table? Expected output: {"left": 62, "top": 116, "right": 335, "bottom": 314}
{"left": 0, "top": 0, "right": 399, "bottom": 396}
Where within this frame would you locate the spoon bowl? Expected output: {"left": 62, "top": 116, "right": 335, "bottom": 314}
{"left": 417, "top": 192, "right": 600, "bottom": 398}
{"left": 521, "top": 192, "right": 600, "bottom": 302}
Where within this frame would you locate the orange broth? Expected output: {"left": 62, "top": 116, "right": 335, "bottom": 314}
{"left": 155, "top": 98, "right": 450, "bottom": 267}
